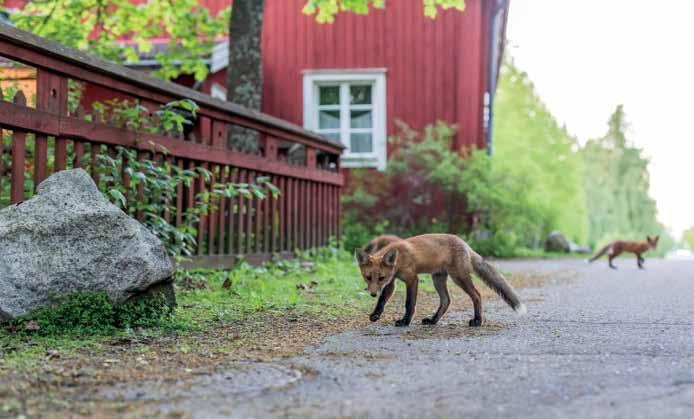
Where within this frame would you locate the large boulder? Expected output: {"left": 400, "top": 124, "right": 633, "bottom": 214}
{"left": 545, "top": 230, "right": 571, "bottom": 253}
{"left": 0, "top": 169, "right": 175, "bottom": 321}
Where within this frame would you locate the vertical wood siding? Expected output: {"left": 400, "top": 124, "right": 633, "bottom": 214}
{"left": 261, "top": 0, "right": 492, "bottom": 152}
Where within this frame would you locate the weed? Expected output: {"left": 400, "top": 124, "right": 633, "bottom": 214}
{"left": 8, "top": 292, "right": 172, "bottom": 336}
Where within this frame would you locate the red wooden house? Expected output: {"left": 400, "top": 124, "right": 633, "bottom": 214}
{"left": 193, "top": 0, "right": 510, "bottom": 170}
{"left": 3, "top": 0, "right": 509, "bottom": 169}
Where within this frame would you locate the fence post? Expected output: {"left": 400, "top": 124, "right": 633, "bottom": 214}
{"left": 35, "top": 70, "right": 68, "bottom": 183}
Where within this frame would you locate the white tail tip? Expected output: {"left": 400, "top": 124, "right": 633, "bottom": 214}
{"left": 516, "top": 303, "right": 527, "bottom": 315}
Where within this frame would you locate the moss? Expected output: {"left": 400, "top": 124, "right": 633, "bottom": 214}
{"left": 9, "top": 291, "right": 172, "bottom": 336}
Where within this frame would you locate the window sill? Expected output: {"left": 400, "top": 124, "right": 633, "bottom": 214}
{"left": 341, "top": 154, "right": 384, "bottom": 170}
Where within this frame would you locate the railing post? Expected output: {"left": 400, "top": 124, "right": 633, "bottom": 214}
{"left": 212, "top": 120, "right": 227, "bottom": 149}
{"left": 306, "top": 147, "right": 317, "bottom": 169}
{"left": 35, "top": 70, "right": 68, "bottom": 183}
{"left": 9, "top": 91, "right": 28, "bottom": 204}
{"left": 265, "top": 136, "right": 279, "bottom": 160}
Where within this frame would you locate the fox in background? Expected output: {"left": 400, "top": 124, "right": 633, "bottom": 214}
{"left": 588, "top": 236, "right": 660, "bottom": 269}
{"left": 356, "top": 234, "right": 526, "bottom": 327}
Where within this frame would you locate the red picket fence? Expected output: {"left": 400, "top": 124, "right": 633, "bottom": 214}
{"left": 0, "top": 25, "right": 344, "bottom": 267}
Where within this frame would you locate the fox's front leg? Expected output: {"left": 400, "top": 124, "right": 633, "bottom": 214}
{"left": 370, "top": 279, "right": 396, "bottom": 321}
{"left": 395, "top": 275, "right": 418, "bottom": 327}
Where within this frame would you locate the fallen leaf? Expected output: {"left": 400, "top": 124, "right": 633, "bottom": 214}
{"left": 222, "top": 278, "right": 232, "bottom": 289}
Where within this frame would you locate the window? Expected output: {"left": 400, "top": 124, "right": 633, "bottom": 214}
{"left": 303, "top": 70, "right": 387, "bottom": 170}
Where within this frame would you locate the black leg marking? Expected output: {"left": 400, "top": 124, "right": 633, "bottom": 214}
{"left": 396, "top": 277, "right": 418, "bottom": 327}
{"left": 370, "top": 279, "right": 396, "bottom": 321}
{"left": 422, "top": 272, "right": 449, "bottom": 326}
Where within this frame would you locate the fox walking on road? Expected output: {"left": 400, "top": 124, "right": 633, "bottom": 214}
{"left": 588, "top": 236, "right": 659, "bottom": 269}
{"left": 355, "top": 234, "right": 526, "bottom": 327}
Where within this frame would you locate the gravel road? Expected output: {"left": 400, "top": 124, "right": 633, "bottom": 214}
{"left": 147, "top": 258, "right": 694, "bottom": 418}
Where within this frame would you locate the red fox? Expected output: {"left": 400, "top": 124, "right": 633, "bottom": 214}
{"left": 589, "top": 236, "right": 659, "bottom": 269}
{"left": 363, "top": 234, "right": 402, "bottom": 254}
{"left": 355, "top": 233, "right": 526, "bottom": 327}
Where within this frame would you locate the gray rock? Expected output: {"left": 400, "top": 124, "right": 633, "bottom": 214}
{"left": 545, "top": 230, "right": 571, "bottom": 253}
{"left": 0, "top": 169, "right": 174, "bottom": 321}
{"left": 568, "top": 242, "right": 591, "bottom": 254}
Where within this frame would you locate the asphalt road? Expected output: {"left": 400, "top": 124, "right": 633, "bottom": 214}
{"left": 151, "top": 258, "right": 694, "bottom": 418}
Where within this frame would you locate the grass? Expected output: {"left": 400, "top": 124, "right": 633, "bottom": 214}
{"left": 0, "top": 247, "right": 370, "bottom": 370}
{"left": 0, "top": 247, "right": 381, "bottom": 416}
{"left": 0, "top": 247, "right": 548, "bottom": 417}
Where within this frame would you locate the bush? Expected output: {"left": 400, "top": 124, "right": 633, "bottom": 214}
{"left": 10, "top": 292, "right": 172, "bottom": 336}
{"left": 341, "top": 120, "right": 556, "bottom": 257}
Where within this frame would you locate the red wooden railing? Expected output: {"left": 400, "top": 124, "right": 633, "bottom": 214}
{"left": 0, "top": 25, "right": 343, "bottom": 267}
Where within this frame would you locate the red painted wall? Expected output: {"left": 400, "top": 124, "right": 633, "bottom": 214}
{"left": 6, "top": 0, "right": 492, "bottom": 151}
{"left": 261, "top": 0, "right": 492, "bottom": 151}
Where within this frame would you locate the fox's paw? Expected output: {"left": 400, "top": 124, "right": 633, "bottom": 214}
{"left": 421, "top": 317, "right": 438, "bottom": 325}
{"left": 369, "top": 313, "right": 381, "bottom": 322}
{"left": 468, "top": 318, "right": 482, "bottom": 327}
{"left": 394, "top": 319, "right": 410, "bottom": 327}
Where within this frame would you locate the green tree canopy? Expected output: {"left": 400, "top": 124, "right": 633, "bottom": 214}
{"left": 582, "top": 105, "right": 669, "bottom": 250}
{"left": 491, "top": 60, "right": 588, "bottom": 246}
{"left": 4, "top": 0, "right": 229, "bottom": 81}
{"left": 303, "top": 0, "right": 466, "bottom": 23}
{"left": 681, "top": 226, "right": 694, "bottom": 250}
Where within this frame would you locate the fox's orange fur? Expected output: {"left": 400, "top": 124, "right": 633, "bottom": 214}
{"left": 589, "top": 236, "right": 659, "bottom": 269}
{"left": 355, "top": 234, "right": 526, "bottom": 327}
{"left": 363, "top": 234, "right": 402, "bottom": 254}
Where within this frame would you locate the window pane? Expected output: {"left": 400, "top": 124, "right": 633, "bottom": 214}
{"left": 350, "top": 85, "right": 372, "bottom": 105}
{"left": 319, "top": 110, "right": 340, "bottom": 129}
{"left": 319, "top": 86, "right": 340, "bottom": 105}
{"left": 350, "top": 110, "right": 372, "bottom": 129}
{"left": 350, "top": 133, "right": 373, "bottom": 153}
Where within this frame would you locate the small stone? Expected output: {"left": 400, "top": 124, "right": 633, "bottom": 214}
{"left": 25, "top": 321, "right": 40, "bottom": 331}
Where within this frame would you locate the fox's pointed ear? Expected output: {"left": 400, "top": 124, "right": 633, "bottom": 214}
{"left": 654, "top": 235, "right": 660, "bottom": 242}
{"left": 363, "top": 242, "right": 375, "bottom": 255}
{"left": 646, "top": 235, "right": 652, "bottom": 241}
{"left": 383, "top": 248, "right": 398, "bottom": 267}
{"left": 355, "top": 248, "right": 370, "bottom": 266}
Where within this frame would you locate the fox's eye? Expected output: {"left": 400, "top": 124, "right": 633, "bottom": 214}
{"left": 378, "top": 276, "right": 386, "bottom": 282}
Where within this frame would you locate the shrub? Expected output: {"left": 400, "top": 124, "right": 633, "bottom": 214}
{"left": 341, "top": 119, "right": 581, "bottom": 258}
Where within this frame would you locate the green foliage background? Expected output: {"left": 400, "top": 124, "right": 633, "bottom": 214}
{"left": 581, "top": 105, "right": 672, "bottom": 253}
{"left": 491, "top": 62, "right": 588, "bottom": 247}
{"left": 681, "top": 226, "right": 694, "bottom": 250}
{"left": 343, "top": 60, "right": 672, "bottom": 257}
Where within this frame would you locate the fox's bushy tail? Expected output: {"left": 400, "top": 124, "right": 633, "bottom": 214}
{"left": 588, "top": 244, "right": 611, "bottom": 262}
{"left": 471, "top": 252, "right": 526, "bottom": 314}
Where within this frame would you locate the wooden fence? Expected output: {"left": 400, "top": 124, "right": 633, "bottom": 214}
{"left": 0, "top": 25, "right": 344, "bottom": 267}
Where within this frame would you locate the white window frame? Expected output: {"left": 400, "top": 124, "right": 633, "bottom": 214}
{"left": 303, "top": 69, "right": 387, "bottom": 170}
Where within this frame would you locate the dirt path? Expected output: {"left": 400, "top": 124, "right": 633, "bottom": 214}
{"left": 92, "top": 257, "right": 694, "bottom": 418}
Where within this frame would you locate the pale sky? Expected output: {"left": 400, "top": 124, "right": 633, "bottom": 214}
{"left": 505, "top": 0, "right": 694, "bottom": 239}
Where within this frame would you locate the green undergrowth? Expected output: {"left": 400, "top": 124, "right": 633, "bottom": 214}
{"left": 174, "top": 247, "right": 372, "bottom": 330}
{"left": 7, "top": 293, "right": 172, "bottom": 337}
{"left": 0, "top": 247, "right": 373, "bottom": 370}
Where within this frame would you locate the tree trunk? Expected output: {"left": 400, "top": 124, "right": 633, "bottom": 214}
{"left": 226, "top": 0, "right": 264, "bottom": 153}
